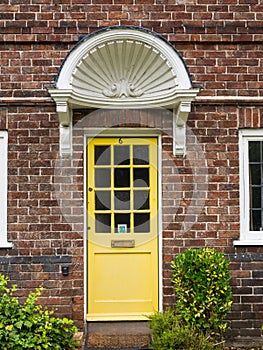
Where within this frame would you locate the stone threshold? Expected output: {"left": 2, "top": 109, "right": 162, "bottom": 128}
{"left": 84, "top": 321, "right": 151, "bottom": 350}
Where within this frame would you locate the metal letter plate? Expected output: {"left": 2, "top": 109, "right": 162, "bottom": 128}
{"left": 111, "top": 240, "right": 135, "bottom": 248}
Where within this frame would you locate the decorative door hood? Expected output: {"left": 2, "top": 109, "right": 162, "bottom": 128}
{"left": 47, "top": 26, "right": 199, "bottom": 157}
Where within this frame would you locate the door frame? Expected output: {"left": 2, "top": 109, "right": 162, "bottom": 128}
{"left": 83, "top": 128, "right": 163, "bottom": 321}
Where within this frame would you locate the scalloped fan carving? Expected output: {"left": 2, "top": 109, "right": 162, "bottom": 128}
{"left": 71, "top": 40, "right": 178, "bottom": 100}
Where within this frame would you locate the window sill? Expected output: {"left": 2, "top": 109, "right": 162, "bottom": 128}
{"left": 234, "top": 240, "right": 263, "bottom": 246}
{"left": 0, "top": 241, "right": 12, "bottom": 248}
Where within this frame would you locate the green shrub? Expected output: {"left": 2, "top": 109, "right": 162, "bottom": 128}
{"left": 149, "top": 309, "right": 223, "bottom": 350}
{"left": 0, "top": 274, "right": 79, "bottom": 350}
{"left": 171, "top": 248, "right": 232, "bottom": 333}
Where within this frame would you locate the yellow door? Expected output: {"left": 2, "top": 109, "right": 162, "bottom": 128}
{"left": 87, "top": 137, "right": 158, "bottom": 321}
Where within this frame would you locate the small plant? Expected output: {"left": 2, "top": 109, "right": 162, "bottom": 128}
{"left": 149, "top": 309, "right": 223, "bottom": 350}
{"left": 171, "top": 248, "right": 232, "bottom": 333}
{"left": 0, "top": 274, "right": 79, "bottom": 349}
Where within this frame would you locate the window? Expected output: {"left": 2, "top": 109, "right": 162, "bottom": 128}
{"left": 235, "top": 129, "right": 263, "bottom": 245}
{"left": 0, "top": 131, "right": 12, "bottom": 247}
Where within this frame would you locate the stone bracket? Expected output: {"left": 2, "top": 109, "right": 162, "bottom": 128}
{"left": 46, "top": 87, "right": 72, "bottom": 158}
{"left": 173, "top": 101, "right": 192, "bottom": 157}
{"left": 59, "top": 123, "right": 72, "bottom": 158}
{"left": 57, "top": 103, "right": 72, "bottom": 158}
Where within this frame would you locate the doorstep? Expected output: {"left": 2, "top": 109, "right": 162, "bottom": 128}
{"left": 84, "top": 321, "right": 151, "bottom": 349}
{"left": 85, "top": 348, "right": 149, "bottom": 350}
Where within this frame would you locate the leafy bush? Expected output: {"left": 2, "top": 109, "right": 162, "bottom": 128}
{"left": 149, "top": 309, "right": 223, "bottom": 350}
{"left": 0, "top": 274, "right": 79, "bottom": 349}
{"left": 171, "top": 248, "right": 232, "bottom": 333}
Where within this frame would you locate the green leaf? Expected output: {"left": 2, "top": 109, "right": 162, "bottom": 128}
{"left": 24, "top": 320, "right": 33, "bottom": 329}
{"left": 15, "top": 321, "right": 23, "bottom": 329}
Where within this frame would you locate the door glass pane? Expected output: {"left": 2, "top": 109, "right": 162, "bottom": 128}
{"left": 133, "top": 145, "right": 149, "bottom": 165}
{"left": 95, "top": 214, "right": 111, "bottom": 233}
{"left": 95, "top": 145, "right": 110, "bottom": 165}
{"left": 134, "top": 213, "right": 150, "bottom": 233}
{"left": 134, "top": 190, "right": 149, "bottom": 210}
{"left": 133, "top": 168, "right": 149, "bottom": 187}
{"left": 114, "top": 168, "right": 130, "bottom": 187}
{"left": 115, "top": 214, "right": 130, "bottom": 233}
{"left": 95, "top": 168, "right": 111, "bottom": 188}
{"left": 114, "top": 145, "right": 130, "bottom": 165}
{"left": 95, "top": 191, "right": 111, "bottom": 210}
{"left": 114, "top": 191, "right": 130, "bottom": 210}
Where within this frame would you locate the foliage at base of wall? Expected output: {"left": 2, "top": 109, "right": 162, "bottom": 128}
{"left": 171, "top": 248, "right": 233, "bottom": 333}
{"left": 149, "top": 309, "right": 224, "bottom": 350}
{"left": 0, "top": 274, "right": 79, "bottom": 350}
{"left": 149, "top": 248, "right": 233, "bottom": 350}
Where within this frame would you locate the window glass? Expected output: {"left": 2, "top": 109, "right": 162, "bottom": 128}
{"left": 95, "top": 191, "right": 111, "bottom": 210}
{"left": 134, "top": 190, "right": 149, "bottom": 210}
{"left": 114, "top": 191, "right": 130, "bottom": 210}
{"left": 133, "top": 145, "right": 149, "bottom": 165}
{"left": 114, "top": 145, "right": 130, "bottom": 165}
{"left": 133, "top": 168, "right": 149, "bottom": 187}
{"left": 95, "top": 214, "right": 111, "bottom": 233}
{"left": 95, "top": 168, "right": 111, "bottom": 188}
{"left": 249, "top": 141, "right": 260, "bottom": 163}
{"left": 95, "top": 145, "right": 110, "bottom": 165}
{"left": 0, "top": 131, "right": 11, "bottom": 247}
{"left": 249, "top": 141, "right": 263, "bottom": 231}
{"left": 115, "top": 214, "right": 130, "bottom": 233}
{"left": 134, "top": 214, "right": 150, "bottom": 233}
{"left": 114, "top": 168, "right": 130, "bottom": 188}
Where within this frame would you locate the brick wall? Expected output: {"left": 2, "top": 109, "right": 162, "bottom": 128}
{"left": 1, "top": 1, "right": 263, "bottom": 98}
{"left": 0, "top": 0, "right": 263, "bottom": 342}
{"left": 0, "top": 103, "right": 84, "bottom": 325}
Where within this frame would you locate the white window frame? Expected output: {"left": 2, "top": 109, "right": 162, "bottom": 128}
{"left": 0, "top": 131, "right": 12, "bottom": 248}
{"left": 234, "top": 129, "right": 263, "bottom": 245}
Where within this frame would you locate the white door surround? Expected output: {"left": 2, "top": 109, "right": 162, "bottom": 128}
{"left": 47, "top": 26, "right": 199, "bottom": 157}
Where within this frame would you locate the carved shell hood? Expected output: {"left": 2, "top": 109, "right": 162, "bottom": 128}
{"left": 50, "top": 27, "right": 197, "bottom": 109}
{"left": 71, "top": 39, "right": 179, "bottom": 101}
{"left": 47, "top": 27, "right": 199, "bottom": 158}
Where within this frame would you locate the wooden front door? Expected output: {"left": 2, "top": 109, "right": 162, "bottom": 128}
{"left": 87, "top": 137, "right": 158, "bottom": 321}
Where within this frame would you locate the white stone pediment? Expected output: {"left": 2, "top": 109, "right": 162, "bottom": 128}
{"left": 47, "top": 27, "right": 199, "bottom": 157}
{"left": 73, "top": 39, "right": 176, "bottom": 102}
